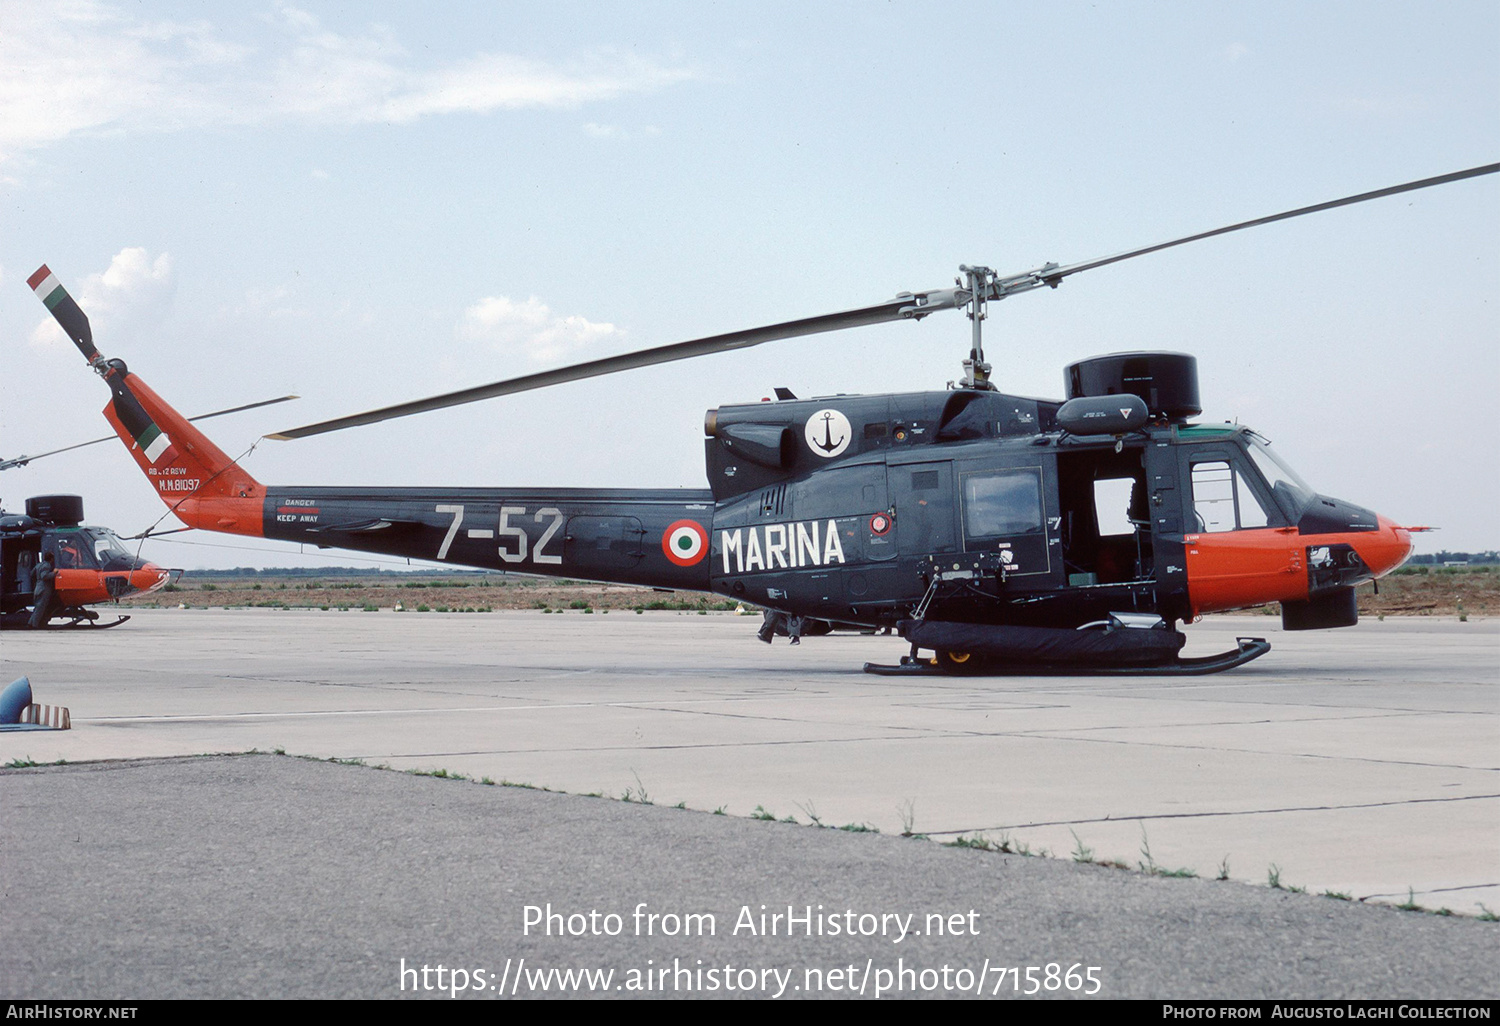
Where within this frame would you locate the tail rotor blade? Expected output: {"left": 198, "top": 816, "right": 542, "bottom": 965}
{"left": 27, "top": 265, "right": 99, "bottom": 362}
{"left": 0, "top": 395, "right": 300, "bottom": 472}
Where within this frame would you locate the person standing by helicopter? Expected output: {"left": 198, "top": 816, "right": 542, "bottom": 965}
{"left": 28, "top": 551, "right": 57, "bottom": 629}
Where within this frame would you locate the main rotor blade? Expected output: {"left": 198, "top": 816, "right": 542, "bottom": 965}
{"left": 0, "top": 395, "right": 299, "bottom": 471}
{"left": 268, "top": 161, "right": 1499, "bottom": 441}
{"left": 267, "top": 294, "right": 954, "bottom": 440}
{"left": 1034, "top": 162, "right": 1500, "bottom": 286}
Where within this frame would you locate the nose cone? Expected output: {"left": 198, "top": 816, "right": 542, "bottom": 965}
{"left": 126, "top": 563, "right": 172, "bottom": 597}
{"left": 1358, "top": 516, "right": 1413, "bottom": 579}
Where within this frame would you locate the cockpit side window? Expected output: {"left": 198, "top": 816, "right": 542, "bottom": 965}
{"left": 1190, "top": 459, "right": 1271, "bottom": 532}
{"left": 45, "top": 533, "right": 98, "bottom": 569}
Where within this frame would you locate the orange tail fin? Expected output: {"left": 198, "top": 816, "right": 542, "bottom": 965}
{"left": 33, "top": 263, "right": 266, "bottom": 537}
{"left": 101, "top": 366, "right": 266, "bottom": 537}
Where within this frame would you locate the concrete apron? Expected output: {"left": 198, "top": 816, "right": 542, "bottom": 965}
{"left": 3, "top": 608, "right": 1495, "bottom": 915}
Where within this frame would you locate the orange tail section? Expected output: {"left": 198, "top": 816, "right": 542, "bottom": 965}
{"left": 101, "top": 366, "right": 266, "bottom": 537}
{"left": 32, "top": 263, "right": 266, "bottom": 538}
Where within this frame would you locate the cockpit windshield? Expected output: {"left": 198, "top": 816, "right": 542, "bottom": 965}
{"left": 1243, "top": 433, "right": 1314, "bottom": 519}
{"left": 84, "top": 528, "right": 140, "bottom": 572}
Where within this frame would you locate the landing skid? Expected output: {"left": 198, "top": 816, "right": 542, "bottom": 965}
{"left": 50, "top": 613, "right": 132, "bottom": 629}
{"left": 1, "top": 609, "right": 132, "bottom": 630}
{"left": 863, "top": 637, "right": 1270, "bottom": 677}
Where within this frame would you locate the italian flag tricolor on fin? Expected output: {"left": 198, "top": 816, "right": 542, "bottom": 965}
{"left": 135, "top": 421, "right": 177, "bottom": 465}
{"left": 27, "top": 265, "right": 67, "bottom": 310}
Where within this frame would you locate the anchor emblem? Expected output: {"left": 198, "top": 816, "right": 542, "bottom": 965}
{"left": 814, "top": 412, "right": 844, "bottom": 452}
{"left": 804, "top": 408, "right": 852, "bottom": 458}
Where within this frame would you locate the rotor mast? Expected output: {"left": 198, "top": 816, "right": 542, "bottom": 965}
{"left": 959, "top": 264, "right": 996, "bottom": 390}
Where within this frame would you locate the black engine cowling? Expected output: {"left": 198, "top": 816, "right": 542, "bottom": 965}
{"left": 25, "top": 495, "right": 84, "bottom": 526}
{"left": 1066, "top": 352, "right": 1201, "bottom": 421}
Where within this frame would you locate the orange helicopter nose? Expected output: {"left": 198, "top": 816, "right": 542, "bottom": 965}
{"left": 128, "top": 563, "right": 172, "bottom": 597}
{"left": 1356, "top": 516, "right": 1414, "bottom": 579}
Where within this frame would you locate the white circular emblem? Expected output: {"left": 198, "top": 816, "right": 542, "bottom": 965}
{"left": 804, "top": 409, "right": 852, "bottom": 459}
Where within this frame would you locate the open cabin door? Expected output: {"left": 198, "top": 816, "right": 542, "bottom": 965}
{"left": 1056, "top": 444, "right": 1155, "bottom": 588}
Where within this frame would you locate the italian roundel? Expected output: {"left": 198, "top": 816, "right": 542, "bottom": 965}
{"left": 662, "top": 520, "right": 709, "bottom": 566}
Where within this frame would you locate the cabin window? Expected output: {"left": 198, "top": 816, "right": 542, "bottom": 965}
{"left": 1191, "top": 460, "right": 1269, "bottom": 532}
{"left": 963, "top": 469, "right": 1043, "bottom": 538}
{"left": 1093, "top": 478, "right": 1137, "bottom": 536}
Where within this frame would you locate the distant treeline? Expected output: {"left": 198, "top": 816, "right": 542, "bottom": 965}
{"left": 182, "top": 552, "right": 1497, "bottom": 578}
{"left": 184, "top": 566, "right": 508, "bottom": 579}
{"left": 1407, "top": 551, "right": 1498, "bottom": 565}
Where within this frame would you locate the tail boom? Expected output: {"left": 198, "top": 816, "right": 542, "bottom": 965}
{"left": 260, "top": 486, "right": 716, "bottom": 590}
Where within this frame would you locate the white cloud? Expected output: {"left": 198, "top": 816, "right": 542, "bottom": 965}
{"left": 0, "top": 1, "right": 695, "bottom": 160}
{"left": 582, "top": 122, "right": 626, "bottom": 139}
{"left": 30, "top": 248, "right": 176, "bottom": 349}
{"left": 217, "top": 282, "right": 308, "bottom": 321}
{"left": 1223, "top": 42, "right": 1250, "bottom": 62}
{"left": 458, "top": 295, "right": 616, "bottom": 364}
{"left": 582, "top": 122, "right": 663, "bottom": 140}
{"left": 379, "top": 53, "right": 691, "bottom": 123}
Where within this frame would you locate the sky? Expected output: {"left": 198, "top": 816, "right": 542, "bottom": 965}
{"left": 2, "top": 0, "right": 1496, "bottom": 571}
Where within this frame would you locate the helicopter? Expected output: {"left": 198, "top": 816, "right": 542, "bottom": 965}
{"left": 0, "top": 493, "right": 168, "bottom": 629}
{"left": 1, "top": 398, "right": 297, "bottom": 629}
{"left": 29, "top": 163, "right": 1496, "bottom": 670}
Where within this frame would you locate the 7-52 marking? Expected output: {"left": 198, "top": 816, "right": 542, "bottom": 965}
{"left": 436, "top": 504, "right": 563, "bottom": 565}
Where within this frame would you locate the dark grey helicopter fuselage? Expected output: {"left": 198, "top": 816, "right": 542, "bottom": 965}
{"left": 259, "top": 387, "right": 1196, "bottom": 629}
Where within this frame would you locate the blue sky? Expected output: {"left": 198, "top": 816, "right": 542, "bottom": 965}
{"left": 2, "top": 1, "right": 1496, "bottom": 569}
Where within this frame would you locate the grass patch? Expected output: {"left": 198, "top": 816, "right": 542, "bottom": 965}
{"left": 897, "top": 798, "right": 919, "bottom": 838}
{"left": 1135, "top": 826, "right": 1194, "bottom": 877}
{"left": 795, "top": 801, "right": 824, "bottom": 828}
{"left": 620, "top": 772, "right": 652, "bottom": 805}
{"left": 411, "top": 767, "right": 467, "bottom": 780}
{"left": 1070, "top": 829, "right": 1094, "bottom": 864}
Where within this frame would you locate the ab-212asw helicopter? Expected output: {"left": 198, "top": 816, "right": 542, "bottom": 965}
{"left": 30, "top": 163, "right": 1497, "bottom": 671}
